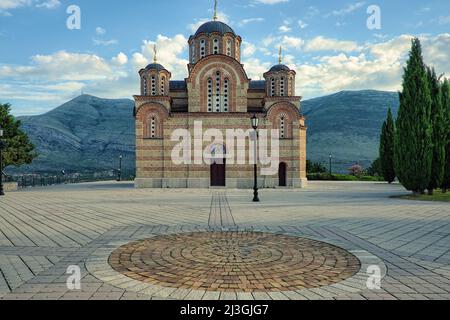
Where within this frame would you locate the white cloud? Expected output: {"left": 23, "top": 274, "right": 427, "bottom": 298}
{"left": 296, "top": 34, "right": 450, "bottom": 98}
{"left": 242, "top": 42, "right": 257, "bottom": 57}
{"left": 131, "top": 53, "right": 148, "bottom": 68}
{"left": 0, "top": 0, "right": 60, "bottom": 14}
{"left": 93, "top": 39, "right": 118, "bottom": 46}
{"left": 330, "top": 1, "right": 366, "bottom": 16}
{"left": 254, "top": 0, "right": 288, "bottom": 4}
{"left": 96, "top": 27, "right": 106, "bottom": 35}
{"left": 242, "top": 58, "right": 271, "bottom": 80}
{"left": 281, "top": 36, "right": 304, "bottom": 50}
{"left": 139, "top": 34, "right": 188, "bottom": 79}
{"left": 0, "top": 0, "right": 32, "bottom": 10}
{"left": 304, "top": 36, "right": 361, "bottom": 52}
{"left": 36, "top": 0, "right": 60, "bottom": 9}
{"left": 238, "top": 17, "right": 264, "bottom": 27}
{"left": 278, "top": 25, "right": 291, "bottom": 33}
{"left": 298, "top": 20, "right": 308, "bottom": 29}
{"left": 112, "top": 52, "right": 128, "bottom": 65}
{"left": 439, "top": 14, "right": 450, "bottom": 25}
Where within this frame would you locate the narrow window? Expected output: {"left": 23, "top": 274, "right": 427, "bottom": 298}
{"left": 280, "top": 116, "right": 286, "bottom": 139}
{"left": 215, "top": 71, "right": 221, "bottom": 112}
{"left": 280, "top": 77, "right": 285, "bottom": 96}
{"left": 226, "top": 39, "right": 232, "bottom": 56}
{"left": 270, "top": 78, "right": 275, "bottom": 97}
{"left": 191, "top": 43, "right": 196, "bottom": 63}
{"left": 161, "top": 76, "right": 165, "bottom": 95}
{"left": 213, "top": 38, "right": 219, "bottom": 54}
{"left": 150, "top": 117, "right": 156, "bottom": 138}
{"left": 151, "top": 76, "right": 156, "bottom": 96}
{"left": 224, "top": 79, "right": 229, "bottom": 112}
{"left": 200, "top": 39, "right": 206, "bottom": 58}
{"left": 207, "top": 78, "right": 213, "bottom": 112}
{"left": 143, "top": 77, "right": 147, "bottom": 95}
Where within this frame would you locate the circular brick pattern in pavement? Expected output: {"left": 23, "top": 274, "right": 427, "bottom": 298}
{"left": 108, "top": 232, "right": 361, "bottom": 292}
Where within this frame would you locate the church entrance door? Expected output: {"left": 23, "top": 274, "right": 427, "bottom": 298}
{"left": 279, "top": 162, "right": 287, "bottom": 187}
{"left": 211, "top": 160, "right": 226, "bottom": 187}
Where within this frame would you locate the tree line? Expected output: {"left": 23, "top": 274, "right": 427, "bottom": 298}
{"left": 379, "top": 38, "right": 450, "bottom": 195}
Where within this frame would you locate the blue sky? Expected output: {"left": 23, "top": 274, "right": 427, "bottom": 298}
{"left": 1, "top": 0, "right": 449, "bottom": 115}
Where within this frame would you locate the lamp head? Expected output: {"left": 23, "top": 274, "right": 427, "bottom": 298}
{"left": 251, "top": 114, "right": 259, "bottom": 130}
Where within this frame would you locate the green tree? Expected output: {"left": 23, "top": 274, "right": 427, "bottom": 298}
{"left": 394, "top": 38, "right": 433, "bottom": 195}
{"left": 426, "top": 68, "right": 446, "bottom": 195}
{"left": 0, "top": 103, "right": 37, "bottom": 169}
{"left": 379, "top": 108, "right": 396, "bottom": 183}
{"left": 367, "top": 158, "right": 382, "bottom": 177}
{"left": 441, "top": 79, "right": 450, "bottom": 193}
{"left": 306, "top": 160, "right": 327, "bottom": 174}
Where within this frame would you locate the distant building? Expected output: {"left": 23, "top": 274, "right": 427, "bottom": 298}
{"left": 134, "top": 5, "right": 307, "bottom": 188}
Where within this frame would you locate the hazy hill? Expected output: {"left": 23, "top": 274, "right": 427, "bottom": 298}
{"left": 302, "top": 90, "right": 399, "bottom": 171}
{"left": 10, "top": 90, "right": 399, "bottom": 175}
{"left": 16, "top": 95, "right": 135, "bottom": 175}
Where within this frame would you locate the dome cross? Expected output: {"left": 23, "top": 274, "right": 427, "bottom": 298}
{"left": 213, "top": 0, "right": 218, "bottom": 21}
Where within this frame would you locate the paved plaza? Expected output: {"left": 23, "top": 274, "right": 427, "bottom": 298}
{"left": 0, "top": 181, "right": 449, "bottom": 300}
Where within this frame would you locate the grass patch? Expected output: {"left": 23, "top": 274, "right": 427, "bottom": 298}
{"left": 393, "top": 190, "right": 450, "bottom": 202}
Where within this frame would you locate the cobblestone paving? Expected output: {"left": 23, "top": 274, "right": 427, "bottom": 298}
{"left": 0, "top": 181, "right": 449, "bottom": 300}
{"left": 108, "top": 231, "right": 361, "bottom": 292}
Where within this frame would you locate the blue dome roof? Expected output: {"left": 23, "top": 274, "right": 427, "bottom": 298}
{"left": 145, "top": 63, "right": 167, "bottom": 71}
{"left": 195, "top": 21, "right": 235, "bottom": 36}
{"left": 269, "top": 64, "right": 291, "bottom": 72}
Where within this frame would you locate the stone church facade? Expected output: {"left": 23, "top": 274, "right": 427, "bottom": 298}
{"left": 134, "top": 15, "right": 307, "bottom": 189}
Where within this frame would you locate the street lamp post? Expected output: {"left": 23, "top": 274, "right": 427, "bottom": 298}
{"left": 118, "top": 155, "right": 123, "bottom": 182}
{"left": 0, "top": 127, "right": 5, "bottom": 196}
{"left": 251, "top": 114, "right": 260, "bottom": 202}
{"left": 329, "top": 154, "right": 332, "bottom": 175}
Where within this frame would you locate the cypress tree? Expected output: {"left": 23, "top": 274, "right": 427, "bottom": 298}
{"left": 441, "top": 78, "right": 450, "bottom": 193}
{"left": 379, "top": 108, "right": 396, "bottom": 183}
{"left": 394, "top": 38, "right": 433, "bottom": 195}
{"left": 426, "top": 68, "right": 446, "bottom": 195}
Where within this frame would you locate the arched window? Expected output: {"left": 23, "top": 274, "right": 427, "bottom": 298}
{"left": 206, "top": 71, "right": 231, "bottom": 113}
{"left": 270, "top": 78, "right": 275, "bottom": 97}
{"left": 145, "top": 113, "right": 161, "bottom": 139}
{"left": 226, "top": 39, "right": 232, "bottom": 56}
{"left": 215, "top": 71, "right": 221, "bottom": 112}
{"left": 161, "top": 76, "right": 165, "bottom": 95}
{"left": 213, "top": 38, "right": 219, "bottom": 54}
{"left": 207, "top": 78, "right": 213, "bottom": 112}
{"left": 280, "top": 77, "right": 285, "bottom": 96}
{"left": 151, "top": 76, "right": 156, "bottom": 96}
{"left": 200, "top": 39, "right": 206, "bottom": 58}
{"left": 143, "top": 77, "right": 147, "bottom": 95}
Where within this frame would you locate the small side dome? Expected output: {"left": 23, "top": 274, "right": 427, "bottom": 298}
{"left": 195, "top": 21, "right": 235, "bottom": 36}
{"left": 269, "top": 64, "right": 291, "bottom": 73}
{"left": 145, "top": 63, "right": 167, "bottom": 72}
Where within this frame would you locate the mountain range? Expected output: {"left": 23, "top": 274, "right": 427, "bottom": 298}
{"left": 10, "top": 90, "right": 400, "bottom": 175}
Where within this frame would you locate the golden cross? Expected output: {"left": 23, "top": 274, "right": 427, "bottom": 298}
{"left": 279, "top": 46, "right": 282, "bottom": 64}
{"left": 153, "top": 45, "right": 157, "bottom": 63}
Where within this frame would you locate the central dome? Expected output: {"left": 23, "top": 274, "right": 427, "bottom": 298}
{"left": 195, "top": 21, "right": 235, "bottom": 36}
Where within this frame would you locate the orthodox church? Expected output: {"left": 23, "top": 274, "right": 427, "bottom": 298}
{"left": 134, "top": 3, "right": 307, "bottom": 189}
